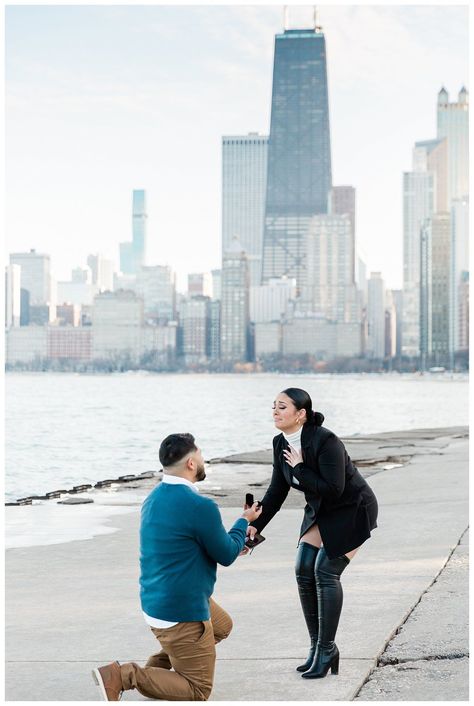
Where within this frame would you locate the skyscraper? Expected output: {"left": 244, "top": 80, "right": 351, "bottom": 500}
{"left": 262, "top": 19, "right": 332, "bottom": 292}
{"left": 9, "top": 250, "right": 52, "bottom": 305}
{"left": 220, "top": 238, "right": 249, "bottom": 362}
{"left": 222, "top": 134, "right": 268, "bottom": 286}
{"left": 178, "top": 295, "right": 211, "bottom": 365}
{"left": 120, "top": 189, "right": 147, "bottom": 274}
{"left": 304, "top": 214, "right": 359, "bottom": 323}
{"left": 249, "top": 277, "right": 296, "bottom": 323}
{"left": 437, "top": 87, "right": 469, "bottom": 205}
{"left": 132, "top": 189, "right": 147, "bottom": 271}
{"left": 135, "top": 265, "right": 176, "bottom": 322}
{"left": 5, "top": 265, "right": 21, "bottom": 328}
{"left": 450, "top": 196, "right": 469, "bottom": 356}
{"left": 412, "top": 139, "right": 448, "bottom": 211}
{"left": 367, "top": 272, "right": 385, "bottom": 359}
{"left": 330, "top": 186, "right": 356, "bottom": 283}
{"left": 420, "top": 214, "right": 451, "bottom": 367}
{"left": 87, "top": 253, "right": 114, "bottom": 292}
{"left": 402, "top": 167, "right": 434, "bottom": 357}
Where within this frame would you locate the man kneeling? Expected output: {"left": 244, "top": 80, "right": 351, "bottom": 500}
{"left": 92, "top": 432, "right": 261, "bottom": 701}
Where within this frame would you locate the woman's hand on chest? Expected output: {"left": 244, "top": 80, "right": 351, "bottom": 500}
{"left": 282, "top": 445, "right": 303, "bottom": 468}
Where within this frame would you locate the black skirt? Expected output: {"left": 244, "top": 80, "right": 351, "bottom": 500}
{"left": 315, "top": 484, "right": 379, "bottom": 559}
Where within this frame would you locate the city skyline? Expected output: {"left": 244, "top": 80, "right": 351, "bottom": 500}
{"left": 5, "top": 4, "right": 469, "bottom": 291}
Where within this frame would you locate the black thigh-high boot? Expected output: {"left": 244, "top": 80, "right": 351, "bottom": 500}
{"left": 295, "top": 542, "right": 320, "bottom": 672}
{"left": 302, "top": 547, "right": 350, "bottom": 679}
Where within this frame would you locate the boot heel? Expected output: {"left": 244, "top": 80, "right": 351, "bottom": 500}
{"left": 331, "top": 654, "right": 339, "bottom": 675}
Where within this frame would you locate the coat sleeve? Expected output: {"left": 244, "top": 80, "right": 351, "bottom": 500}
{"left": 250, "top": 440, "right": 290, "bottom": 533}
{"left": 194, "top": 500, "right": 248, "bottom": 567}
{"left": 291, "top": 434, "right": 346, "bottom": 501}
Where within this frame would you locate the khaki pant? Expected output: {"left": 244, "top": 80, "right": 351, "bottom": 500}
{"left": 120, "top": 598, "right": 232, "bottom": 701}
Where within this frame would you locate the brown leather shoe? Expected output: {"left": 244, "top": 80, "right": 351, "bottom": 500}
{"left": 92, "top": 661, "right": 123, "bottom": 701}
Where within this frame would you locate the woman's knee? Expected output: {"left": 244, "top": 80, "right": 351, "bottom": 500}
{"left": 315, "top": 549, "right": 350, "bottom": 581}
{"left": 295, "top": 541, "right": 319, "bottom": 581}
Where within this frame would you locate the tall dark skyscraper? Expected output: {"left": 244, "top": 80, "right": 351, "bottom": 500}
{"left": 262, "top": 20, "right": 332, "bottom": 292}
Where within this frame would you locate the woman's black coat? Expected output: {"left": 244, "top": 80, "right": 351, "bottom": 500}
{"left": 251, "top": 423, "right": 378, "bottom": 559}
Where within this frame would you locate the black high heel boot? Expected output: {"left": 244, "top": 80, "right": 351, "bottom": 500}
{"left": 302, "top": 549, "right": 350, "bottom": 679}
{"left": 295, "top": 542, "right": 320, "bottom": 672}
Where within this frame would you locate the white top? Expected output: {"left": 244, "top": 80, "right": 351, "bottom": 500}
{"left": 283, "top": 427, "right": 302, "bottom": 486}
{"left": 142, "top": 473, "right": 199, "bottom": 629}
{"left": 283, "top": 427, "right": 302, "bottom": 451}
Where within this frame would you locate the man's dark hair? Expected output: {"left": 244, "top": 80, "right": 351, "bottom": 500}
{"left": 159, "top": 433, "right": 197, "bottom": 468}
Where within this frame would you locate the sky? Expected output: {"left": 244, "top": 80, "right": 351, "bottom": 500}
{"left": 5, "top": 3, "right": 469, "bottom": 292}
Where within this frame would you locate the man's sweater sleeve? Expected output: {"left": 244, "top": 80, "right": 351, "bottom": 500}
{"left": 194, "top": 499, "right": 248, "bottom": 566}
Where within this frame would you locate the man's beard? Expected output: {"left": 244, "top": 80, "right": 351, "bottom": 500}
{"left": 195, "top": 463, "right": 206, "bottom": 482}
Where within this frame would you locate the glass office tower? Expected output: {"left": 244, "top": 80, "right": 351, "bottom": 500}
{"left": 222, "top": 134, "right": 268, "bottom": 286}
{"left": 119, "top": 189, "right": 148, "bottom": 275}
{"left": 262, "top": 25, "right": 332, "bottom": 293}
{"left": 132, "top": 189, "right": 147, "bottom": 272}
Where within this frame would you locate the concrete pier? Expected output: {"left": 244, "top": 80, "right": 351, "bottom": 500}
{"left": 5, "top": 428, "right": 468, "bottom": 701}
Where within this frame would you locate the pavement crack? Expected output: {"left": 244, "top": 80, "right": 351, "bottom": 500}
{"left": 379, "top": 653, "right": 469, "bottom": 666}
{"left": 351, "top": 526, "right": 469, "bottom": 700}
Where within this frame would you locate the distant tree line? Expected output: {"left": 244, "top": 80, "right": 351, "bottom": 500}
{"left": 5, "top": 350, "right": 469, "bottom": 374}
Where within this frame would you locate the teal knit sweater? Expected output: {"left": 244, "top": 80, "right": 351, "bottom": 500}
{"left": 140, "top": 483, "right": 248, "bottom": 622}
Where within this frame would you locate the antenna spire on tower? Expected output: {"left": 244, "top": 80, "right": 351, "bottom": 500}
{"left": 314, "top": 6, "right": 322, "bottom": 32}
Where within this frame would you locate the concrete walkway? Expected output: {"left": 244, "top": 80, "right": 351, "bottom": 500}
{"left": 5, "top": 431, "right": 468, "bottom": 701}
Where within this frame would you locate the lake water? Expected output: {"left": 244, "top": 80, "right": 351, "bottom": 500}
{"left": 5, "top": 371, "right": 469, "bottom": 502}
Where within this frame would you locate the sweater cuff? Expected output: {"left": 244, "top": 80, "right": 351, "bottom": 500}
{"left": 233, "top": 517, "right": 249, "bottom": 530}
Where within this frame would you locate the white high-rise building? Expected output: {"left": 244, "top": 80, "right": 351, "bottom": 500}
{"left": 329, "top": 186, "right": 356, "bottom": 282}
{"left": 402, "top": 169, "right": 434, "bottom": 357}
{"left": 220, "top": 238, "right": 249, "bottom": 362}
{"left": 211, "top": 269, "right": 221, "bottom": 301}
{"left": 356, "top": 254, "right": 368, "bottom": 309}
{"left": 304, "top": 214, "right": 359, "bottom": 323}
{"left": 10, "top": 250, "right": 56, "bottom": 323}
{"left": 5, "top": 265, "right": 21, "bottom": 328}
{"left": 135, "top": 265, "right": 176, "bottom": 322}
{"left": 249, "top": 277, "right": 296, "bottom": 323}
{"left": 367, "top": 272, "right": 385, "bottom": 359}
{"left": 420, "top": 214, "right": 451, "bottom": 367}
{"left": 9, "top": 250, "right": 52, "bottom": 306}
{"left": 450, "top": 196, "right": 469, "bottom": 354}
{"left": 71, "top": 267, "right": 92, "bottom": 284}
{"left": 412, "top": 138, "right": 448, "bottom": 212}
{"left": 437, "top": 87, "right": 469, "bottom": 205}
{"left": 222, "top": 134, "right": 268, "bottom": 286}
{"left": 92, "top": 290, "right": 144, "bottom": 361}
{"left": 57, "top": 280, "right": 98, "bottom": 306}
{"left": 87, "top": 253, "right": 114, "bottom": 292}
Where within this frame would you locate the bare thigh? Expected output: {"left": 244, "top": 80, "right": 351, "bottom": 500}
{"left": 300, "top": 525, "right": 322, "bottom": 547}
{"left": 300, "top": 525, "right": 360, "bottom": 561}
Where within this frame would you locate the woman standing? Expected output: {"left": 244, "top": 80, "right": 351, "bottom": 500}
{"left": 247, "top": 388, "right": 378, "bottom": 679}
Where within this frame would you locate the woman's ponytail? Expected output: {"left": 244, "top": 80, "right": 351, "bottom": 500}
{"left": 281, "top": 387, "right": 324, "bottom": 427}
{"left": 311, "top": 410, "right": 325, "bottom": 427}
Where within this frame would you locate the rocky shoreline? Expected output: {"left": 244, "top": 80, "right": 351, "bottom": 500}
{"left": 6, "top": 426, "right": 468, "bottom": 510}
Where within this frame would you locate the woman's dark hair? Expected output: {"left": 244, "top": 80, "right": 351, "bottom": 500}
{"left": 281, "top": 388, "right": 324, "bottom": 427}
{"left": 159, "top": 433, "right": 197, "bottom": 468}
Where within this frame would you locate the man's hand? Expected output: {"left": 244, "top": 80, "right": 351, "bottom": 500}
{"left": 246, "top": 524, "right": 258, "bottom": 541}
{"left": 239, "top": 523, "right": 259, "bottom": 556}
{"left": 242, "top": 502, "right": 262, "bottom": 524}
